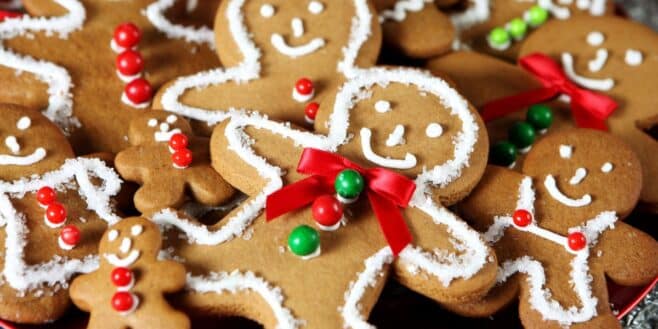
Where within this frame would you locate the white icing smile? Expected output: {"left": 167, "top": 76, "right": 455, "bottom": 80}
{"left": 104, "top": 250, "right": 140, "bottom": 267}
{"left": 544, "top": 175, "right": 592, "bottom": 207}
{"left": 562, "top": 53, "right": 614, "bottom": 91}
{"left": 0, "top": 147, "right": 47, "bottom": 166}
{"left": 360, "top": 128, "right": 417, "bottom": 169}
{"left": 271, "top": 34, "right": 325, "bottom": 58}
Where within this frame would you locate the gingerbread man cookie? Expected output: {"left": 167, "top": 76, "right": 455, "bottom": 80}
{"left": 375, "top": 0, "right": 455, "bottom": 59}
{"left": 154, "top": 0, "right": 382, "bottom": 133}
{"left": 115, "top": 111, "right": 235, "bottom": 214}
{"left": 71, "top": 216, "right": 189, "bottom": 329}
{"left": 150, "top": 68, "right": 498, "bottom": 328}
{"left": 0, "top": 0, "right": 219, "bottom": 153}
{"left": 0, "top": 104, "right": 123, "bottom": 324}
{"left": 445, "top": 0, "right": 614, "bottom": 60}
{"left": 449, "top": 129, "right": 658, "bottom": 328}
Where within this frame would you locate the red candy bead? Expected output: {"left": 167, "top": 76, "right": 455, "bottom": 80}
{"left": 567, "top": 232, "right": 587, "bottom": 251}
{"left": 172, "top": 148, "right": 193, "bottom": 168}
{"left": 512, "top": 209, "right": 532, "bottom": 228}
{"left": 0, "top": 10, "right": 22, "bottom": 21}
{"left": 45, "top": 203, "right": 67, "bottom": 226}
{"left": 305, "top": 102, "right": 319, "bottom": 121}
{"left": 36, "top": 186, "right": 56, "bottom": 207}
{"left": 312, "top": 195, "right": 343, "bottom": 229}
{"left": 111, "top": 291, "right": 135, "bottom": 313}
{"left": 116, "top": 50, "right": 144, "bottom": 76}
{"left": 168, "top": 133, "right": 189, "bottom": 152}
{"left": 111, "top": 267, "right": 134, "bottom": 288}
{"left": 113, "top": 23, "right": 141, "bottom": 49}
{"left": 124, "top": 78, "right": 152, "bottom": 104}
{"left": 60, "top": 225, "right": 80, "bottom": 246}
{"left": 295, "top": 78, "right": 314, "bottom": 96}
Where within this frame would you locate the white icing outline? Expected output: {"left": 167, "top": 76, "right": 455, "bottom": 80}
{"left": 145, "top": 0, "right": 215, "bottom": 48}
{"left": 569, "top": 167, "right": 587, "bottom": 185}
{"left": 159, "top": 0, "right": 374, "bottom": 125}
{"left": 561, "top": 53, "right": 614, "bottom": 91}
{"left": 482, "top": 177, "right": 618, "bottom": 325}
{"left": 104, "top": 250, "right": 140, "bottom": 268}
{"left": 186, "top": 272, "right": 303, "bottom": 328}
{"left": 587, "top": 48, "right": 608, "bottom": 73}
{"left": 361, "top": 128, "right": 416, "bottom": 169}
{"left": 0, "top": 158, "right": 122, "bottom": 291}
{"left": 0, "top": 147, "right": 46, "bottom": 166}
{"left": 379, "top": 0, "right": 432, "bottom": 23}
{"left": 544, "top": 175, "right": 592, "bottom": 207}
{"left": 0, "top": 0, "right": 85, "bottom": 132}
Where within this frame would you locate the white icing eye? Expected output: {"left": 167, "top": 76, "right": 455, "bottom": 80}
{"left": 601, "top": 162, "right": 613, "bottom": 173}
{"left": 16, "top": 116, "right": 31, "bottom": 130}
{"left": 586, "top": 31, "right": 604, "bottom": 46}
{"left": 374, "top": 100, "right": 391, "bottom": 113}
{"left": 260, "top": 4, "right": 275, "bottom": 18}
{"left": 147, "top": 119, "right": 158, "bottom": 127}
{"left": 559, "top": 145, "right": 573, "bottom": 159}
{"left": 159, "top": 123, "right": 170, "bottom": 132}
{"left": 625, "top": 49, "right": 643, "bottom": 66}
{"left": 308, "top": 1, "right": 324, "bottom": 14}
{"left": 108, "top": 229, "right": 119, "bottom": 241}
{"left": 425, "top": 123, "right": 443, "bottom": 138}
{"left": 166, "top": 115, "right": 177, "bottom": 124}
{"left": 131, "top": 225, "right": 143, "bottom": 236}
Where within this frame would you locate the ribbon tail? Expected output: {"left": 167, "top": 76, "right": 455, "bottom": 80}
{"left": 571, "top": 105, "right": 609, "bottom": 131}
{"left": 481, "top": 87, "right": 560, "bottom": 122}
{"left": 266, "top": 176, "right": 334, "bottom": 221}
{"left": 367, "top": 192, "right": 412, "bottom": 256}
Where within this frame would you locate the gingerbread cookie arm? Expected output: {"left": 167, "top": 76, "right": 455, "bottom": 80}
{"left": 154, "top": 260, "right": 188, "bottom": 293}
{"left": 597, "top": 223, "right": 658, "bottom": 286}
{"left": 69, "top": 271, "right": 101, "bottom": 313}
{"left": 442, "top": 280, "right": 521, "bottom": 317}
{"left": 185, "top": 166, "right": 236, "bottom": 206}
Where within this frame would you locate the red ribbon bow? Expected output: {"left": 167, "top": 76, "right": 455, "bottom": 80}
{"left": 266, "top": 148, "right": 416, "bottom": 256}
{"left": 481, "top": 53, "right": 617, "bottom": 131}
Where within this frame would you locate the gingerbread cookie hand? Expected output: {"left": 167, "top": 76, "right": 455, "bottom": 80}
{"left": 115, "top": 111, "right": 235, "bottom": 214}
{"left": 453, "top": 129, "right": 658, "bottom": 329}
{"left": 70, "top": 217, "right": 190, "bottom": 329}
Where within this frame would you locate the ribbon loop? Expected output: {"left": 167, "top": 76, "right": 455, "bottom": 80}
{"left": 482, "top": 53, "right": 617, "bottom": 131}
{"left": 266, "top": 148, "right": 417, "bottom": 256}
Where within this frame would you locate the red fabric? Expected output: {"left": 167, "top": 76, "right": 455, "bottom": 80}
{"left": 481, "top": 53, "right": 617, "bottom": 131}
{"left": 266, "top": 148, "right": 416, "bottom": 256}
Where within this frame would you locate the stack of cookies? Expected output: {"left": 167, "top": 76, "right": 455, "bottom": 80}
{"left": 0, "top": 1, "right": 655, "bottom": 328}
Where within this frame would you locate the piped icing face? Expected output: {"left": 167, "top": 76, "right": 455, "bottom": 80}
{"left": 520, "top": 16, "right": 658, "bottom": 206}
{"left": 128, "top": 111, "right": 193, "bottom": 146}
{"left": 100, "top": 217, "right": 161, "bottom": 268}
{"left": 0, "top": 105, "right": 73, "bottom": 180}
{"left": 523, "top": 129, "right": 642, "bottom": 219}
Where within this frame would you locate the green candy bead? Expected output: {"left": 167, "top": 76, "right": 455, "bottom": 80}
{"left": 488, "top": 27, "right": 510, "bottom": 48}
{"left": 507, "top": 18, "right": 528, "bottom": 40}
{"left": 525, "top": 6, "right": 548, "bottom": 27}
{"left": 490, "top": 141, "right": 518, "bottom": 167}
{"left": 526, "top": 104, "right": 554, "bottom": 130}
{"left": 334, "top": 169, "right": 364, "bottom": 200}
{"left": 508, "top": 122, "right": 536, "bottom": 149}
{"left": 288, "top": 225, "right": 320, "bottom": 257}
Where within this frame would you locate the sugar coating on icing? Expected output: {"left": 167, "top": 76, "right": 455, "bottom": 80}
{"left": 562, "top": 53, "right": 615, "bottom": 91}
{"left": 484, "top": 177, "right": 618, "bottom": 325}
{"left": 625, "top": 49, "right": 643, "bottom": 66}
{"left": 187, "top": 272, "right": 303, "bottom": 329}
{"left": 0, "top": 0, "right": 85, "bottom": 133}
{"left": 159, "top": 0, "right": 374, "bottom": 125}
{"left": 379, "top": 0, "right": 433, "bottom": 23}
{"left": 559, "top": 145, "right": 573, "bottom": 159}
{"left": 145, "top": 0, "right": 215, "bottom": 48}
{"left": 586, "top": 31, "right": 604, "bottom": 46}
{"left": 0, "top": 158, "right": 122, "bottom": 291}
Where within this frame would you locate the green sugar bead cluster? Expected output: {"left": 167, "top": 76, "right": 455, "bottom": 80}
{"left": 488, "top": 6, "right": 549, "bottom": 50}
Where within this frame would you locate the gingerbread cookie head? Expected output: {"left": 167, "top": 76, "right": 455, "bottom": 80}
{"left": 116, "top": 111, "right": 235, "bottom": 214}
{"left": 520, "top": 16, "right": 658, "bottom": 207}
{"left": 0, "top": 103, "right": 73, "bottom": 181}
{"left": 523, "top": 129, "right": 642, "bottom": 220}
{"left": 450, "top": 129, "right": 658, "bottom": 328}
{"left": 71, "top": 217, "right": 190, "bottom": 329}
